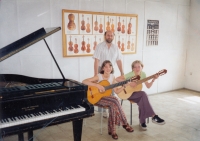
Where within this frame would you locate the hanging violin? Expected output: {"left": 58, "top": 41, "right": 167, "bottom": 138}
{"left": 86, "top": 38, "right": 91, "bottom": 53}
{"left": 94, "top": 15, "right": 98, "bottom": 31}
{"left": 111, "top": 19, "right": 115, "bottom": 32}
{"left": 117, "top": 36, "right": 121, "bottom": 49}
{"left": 93, "top": 36, "right": 97, "bottom": 50}
{"left": 117, "top": 17, "right": 121, "bottom": 32}
{"left": 81, "top": 35, "right": 86, "bottom": 51}
{"left": 106, "top": 16, "right": 110, "bottom": 31}
{"left": 74, "top": 38, "right": 79, "bottom": 53}
{"left": 121, "top": 38, "right": 125, "bottom": 51}
{"left": 121, "top": 19, "right": 125, "bottom": 34}
{"left": 68, "top": 35, "right": 73, "bottom": 51}
{"left": 81, "top": 14, "right": 86, "bottom": 31}
{"left": 67, "top": 13, "right": 76, "bottom": 30}
{"left": 127, "top": 36, "right": 130, "bottom": 49}
{"left": 131, "top": 37, "right": 134, "bottom": 51}
{"left": 99, "top": 18, "right": 103, "bottom": 33}
{"left": 127, "top": 18, "right": 132, "bottom": 34}
{"left": 86, "top": 18, "right": 91, "bottom": 33}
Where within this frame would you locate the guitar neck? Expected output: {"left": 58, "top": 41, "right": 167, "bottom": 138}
{"left": 104, "top": 79, "right": 130, "bottom": 91}
{"left": 136, "top": 74, "right": 155, "bottom": 85}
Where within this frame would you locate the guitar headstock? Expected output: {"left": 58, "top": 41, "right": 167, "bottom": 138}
{"left": 157, "top": 69, "right": 167, "bottom": 76}
{"left": 130, "top": 75, "right": 140, "bottom": 82}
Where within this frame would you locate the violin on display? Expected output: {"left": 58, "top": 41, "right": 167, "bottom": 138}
{"left": 99, "top": 18, "right": 103, "bottom": 33}
{"left": 94, "top": 15, "right": 98, "bottom": 31}
{"left": 127, "top": 36, "right": 130, "bottom": 49}
{"left": 111, "top": 19, "right": 115, "bottom": 32}
{"left": 106, "top": 16, "right": 110, "bottom": 31}
{"left": 81, "top": 14, "right": 86, "bottom": 31}
{"left": 74, "top": 38, "right": 79, "bottom": 53}
{"left": 127, "top": 18, "right": 132, "bottom": 34}
{"left": 117, "top": 17, "right": 121, "bottom": 32}
{"left": 86, "top": 38, "right": 91, "bottom": 53}
{"left": 68, "top": 36, "right": 73, "bottom": 51}
{"left": 117, "top": 36, "right": 121, "bottom": 49}
{"left": 93, "top": 36, "right": 97, "bottom": 50}
{"left": 67, "top": 13, "right": 76, "bottom": 30}
{"left": 131, "top": 37, "right": 134, "bottom": 51}
{"left": 86, "top": 18, "right": 91, "bottom": 33}
{"left": 121, "top": 19, "right": 125, "bottom": 34}
{"left": 81, "top": 35, "right": 86, "bottom": 51}
{"left": 121, "top": 38, "right": 125, "bottom": 51}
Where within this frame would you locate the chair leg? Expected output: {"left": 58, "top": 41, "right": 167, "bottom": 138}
{"left": 121, "top": 99, "right": 123, "bottom": 105}
{"left": 130, "top": 102, "right": 132, "bottom": 125}
{"left": 83, "top": 119, "right": 87, "bottom": 126}
{"left": 100, "top": 107, "right": 103, "bottom": 135}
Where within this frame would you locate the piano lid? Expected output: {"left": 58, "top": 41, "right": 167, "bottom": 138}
{"left": 0, "top": 27, "right": 61, "bottom": 62}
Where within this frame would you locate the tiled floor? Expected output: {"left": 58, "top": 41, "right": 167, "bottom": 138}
{"left": 2, "top": 89, "right": 200, "bottom": 141}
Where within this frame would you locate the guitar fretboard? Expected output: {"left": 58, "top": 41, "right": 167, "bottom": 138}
{"left": 136, "top": 74, "right": 155, "bottom": 85}
{"left": 104, "top": 79, "right": 129, "bottom": 91}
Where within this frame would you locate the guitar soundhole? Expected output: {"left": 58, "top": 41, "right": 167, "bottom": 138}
{"left": 89, "top": 88, "right": 94, "bottom": 98}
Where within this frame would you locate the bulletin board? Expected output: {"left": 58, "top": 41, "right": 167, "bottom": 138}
{"left": 62, "top": 9, "right": 138, "bottom": 57}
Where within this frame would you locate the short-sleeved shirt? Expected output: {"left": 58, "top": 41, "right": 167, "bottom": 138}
{"left": 97, "top": 73, "right": 114, "bottom": 84}
{"left": 93, "top": 41, "right": 122, "bottom": 67}
{"left": 124, "top": 71, "right": 146, "bottom": 80}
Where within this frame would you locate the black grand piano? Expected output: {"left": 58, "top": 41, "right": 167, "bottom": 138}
{"left": 0, "top": 27, "right": 94, "bottom": 141}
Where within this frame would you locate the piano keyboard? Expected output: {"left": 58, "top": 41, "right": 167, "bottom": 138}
{"left": 0, "top": 105, "right": 85, "bottom": 129}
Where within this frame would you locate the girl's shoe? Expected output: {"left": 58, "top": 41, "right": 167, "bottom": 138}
{"left": 122, "top": 124, "right": 134, "bottom": 132}
{"left": 108, "top": 132, "right": 118, "bottom": 140}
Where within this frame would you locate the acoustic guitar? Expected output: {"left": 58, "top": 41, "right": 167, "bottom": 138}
{"left": 87, "top": 75, "right": 140, "bottom": 104}
{"left": 118, "top": 69, "right": 167, "bottom": 100}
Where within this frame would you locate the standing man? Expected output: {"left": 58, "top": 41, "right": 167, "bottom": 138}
{"left": 93, "top": 30, "right": 124, "bottom": 76}
{"left": 93, "top": 30, "right": 124, "bottom": 117}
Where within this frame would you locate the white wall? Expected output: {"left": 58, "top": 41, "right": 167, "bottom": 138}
{"left": 0, "top": 0, "right": 190, "bottom": 94}
{"left": 185, "top": 0, "right": 200, "bottom": 91}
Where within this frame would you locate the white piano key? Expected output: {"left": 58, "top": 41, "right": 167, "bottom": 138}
{"left": 0, "top": 105, "right": 85, "bottom": 129}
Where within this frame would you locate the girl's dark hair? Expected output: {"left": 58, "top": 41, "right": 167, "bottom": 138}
{"left": 100, "top": 60, "right": 114, "bottom": 74}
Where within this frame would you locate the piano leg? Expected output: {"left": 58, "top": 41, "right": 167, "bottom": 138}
{"left": 28, "top": 130, "right": 33, "bottom": 141}
{"left": 0, "top": 135, "right": 3, "bottom": 141}
{"left": 72, "top": 119, "right": 83, "bottom": 141}
{"left": 18, "top": 133, "right": 24, "bottom": 141}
